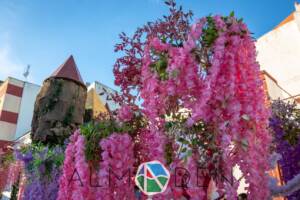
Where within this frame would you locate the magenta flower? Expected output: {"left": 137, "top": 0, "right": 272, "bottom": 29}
{"left": 117, "top": 104, "right": 134, "bottom": 122}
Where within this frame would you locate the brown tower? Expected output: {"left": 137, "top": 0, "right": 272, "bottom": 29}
{"left": 31, "top": 55, "right": 87, "bottom": 144}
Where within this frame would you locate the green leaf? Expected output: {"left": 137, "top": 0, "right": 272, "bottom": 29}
{"left": 241, "top": 139, "right": 248, "bottom": 151}
{"left": 186, "top": 149, "right": 193, "bottom": 157}
{"left": 171, "top": 69, "right": 179, "bottom": 78}
{"left": 181, "top": 147, "right": 187, "bottom": 153}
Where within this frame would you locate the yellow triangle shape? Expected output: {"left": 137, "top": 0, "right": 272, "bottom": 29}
{"left": 86, "top": 88, "right": 108, "bottom": 118}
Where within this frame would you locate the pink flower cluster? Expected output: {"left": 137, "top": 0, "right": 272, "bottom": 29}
{"left": 138, "top": 128, "right": 166, "bottom": 164}
{"left": 7, "top": 160, "right": 23, "bottom": 186}
{"left": 57, "top": 131, "right": 136, "bottom": 200}
{"left": 185, "top": 154, "right": 206, "bottom": 199}
{"left": 57, "top": 14, "right": 272, "bottom": 200}
{"left": 140, "top": 15, "right": 271, "bottom": 199}
{"left": 138, "top": 129, "right": 171, "bottom": 200}
{"left": 0, "top": 164, "right": 9, "bottom": 194}
{"left": 117, "top": 104, "right": 134, "bottom": 122}
{"left": 73, "top": 134, "right": 95, "bottom": 199}
{"left": 57, "top": 131, "right": 103, "bottom": 200}
{"left": 57, "top": 130, "right": 82, "bottom": 200}
{"left": 96, "top": 133, "right": 136, "bottom": 199}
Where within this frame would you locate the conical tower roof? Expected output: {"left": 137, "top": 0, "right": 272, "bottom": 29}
{"left": 48, "top": 55, "right": 85, "bottom": 87}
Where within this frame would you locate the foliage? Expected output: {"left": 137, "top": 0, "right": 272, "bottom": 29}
{"left": 1, "top": 151, "right": 14, "bottom": 166}
{"left": 166, "top": 121, "right": 221, "bottom": 174}
{"left": 81, "top": 113, "right": 147, "bottom": 167}
{"left": 63, "top": 105, "right": 75, "bottom": 126}
{"left": 270, "top": 100, "right": 300, "bottom": 199}
{"left": 42, "top": 79, "right": 63, "bottom": 114}
{"left": 202, "top": 15, "right": 219, "bottom": 48}
{"left": 81, "top": 120, "right": 128, "bottom": 165}
{"left": 271, "top": 100, "right": 300, "bottom": 145}
{"left": 15, "top": 143, "right": 64, "bottom": 200}
{"left": 150, "top": 54, "right": 169, "bottom": 81}
{"left": 17, "top": 143, "right": 64, "bottom": 178}
{"left": 113, "top": 0, "right": 193, "bottom": 105}
{"left": 10, "top": 175, "right": 20, "bottom": 200}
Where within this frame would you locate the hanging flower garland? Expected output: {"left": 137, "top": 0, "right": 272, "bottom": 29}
{"left": 140, "top": 13, "right": 271, "bottom": 199}
{"left": 56, "top": 3, "right": 272, "bottom": 200}
{"left": 57, "top": 128, "right": 136, "bottom": 200}
{"left": 5, "top": 1, "right": 281, "bottom": 199}
{"left": 57, "top": 131, "right": 80, "bottom": 200}
{"left": 97, "top": 133, "right": 136, "bottom": 199}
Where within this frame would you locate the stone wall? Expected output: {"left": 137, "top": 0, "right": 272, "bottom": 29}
{"left": 31, "top": 78, "right": 87, "bottom": 144}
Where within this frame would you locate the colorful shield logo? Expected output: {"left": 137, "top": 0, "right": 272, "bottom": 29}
{"left": 135, "top": 160, "right": 170, "bottom": 196}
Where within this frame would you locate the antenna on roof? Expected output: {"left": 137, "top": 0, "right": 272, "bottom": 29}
{"left": 23, "top": 65, "right": 30, "bottom": 81}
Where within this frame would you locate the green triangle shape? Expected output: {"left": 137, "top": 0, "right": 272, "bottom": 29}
{"left": 137, "top": 176, "right": 144, "bottom": 189}
{"left": 147, "top": 179, "right": 161, "bottom": 192}
{"left": 158, "top": 176, "right": 168, "bottom": 186}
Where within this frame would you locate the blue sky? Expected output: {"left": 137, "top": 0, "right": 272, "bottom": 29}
{"left": 0, "top": 0, "right": 297, "bottom": 90}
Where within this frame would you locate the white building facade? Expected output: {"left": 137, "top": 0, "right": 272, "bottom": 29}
{"left": 256, "top": 2, "right": 300, "bottom": 101}
{"left": 0, "top": 77, "right": 40, "bottom": 144}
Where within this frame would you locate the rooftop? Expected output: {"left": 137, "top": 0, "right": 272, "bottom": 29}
{"left": 48, "top": 55, "right": 85, "bottom": 87}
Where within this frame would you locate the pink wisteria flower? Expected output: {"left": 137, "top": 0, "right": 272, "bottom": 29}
{"left": 117, "top": 104, "right": 134, "bottom": 122}
{"left": 139, "top": 15, "right": 271, "bottom": 199}
{"left": 97, "top": 133, "right": 136, "bottom": 199}
{"left": 56, "top": 10, "right": 272, "bottom": 200}
{"left": 57, "top": 130, "right": 80, "bottom": 200}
